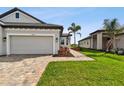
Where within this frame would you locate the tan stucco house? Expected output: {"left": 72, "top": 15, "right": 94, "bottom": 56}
{"left": 78, "top": 36, "right": 91, "bottom": 48}
{"left": 78, "top": 30, "right": 124, "bottom": 50}
{"left": 0, "top": 8, "right": 71, "bottom": 55}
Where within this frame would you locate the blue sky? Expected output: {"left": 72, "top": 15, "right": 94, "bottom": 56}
{"left": 0, "top": 7, "right": 124, "bottom": 43}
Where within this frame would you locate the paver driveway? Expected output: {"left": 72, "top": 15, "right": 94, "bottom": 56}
{"left": 0, "top": 50, "right": 93, "bottom": 86}
{"left": 0, "top": 55, "right": 52, "bottom": 86}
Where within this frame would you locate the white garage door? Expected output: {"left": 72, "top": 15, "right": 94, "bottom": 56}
{"left": 10, "top": 36, "right": 53, "bottom": 54}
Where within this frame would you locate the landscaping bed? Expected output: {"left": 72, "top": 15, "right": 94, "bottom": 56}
{"left": 53, "top": 52, "right": 73, "bottom": 57}
{"left": 71, "top": 47, "right": 80, "bottom": 51}
{"left": 53, "top": 47, "right": 74, "bottom": 57}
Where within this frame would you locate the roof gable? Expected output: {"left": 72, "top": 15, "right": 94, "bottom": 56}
{"left": 0, "top": 8, "right": 63, "bottom": 33}
{"left": 0, "top": 7, "right": 46, "bottom": 24}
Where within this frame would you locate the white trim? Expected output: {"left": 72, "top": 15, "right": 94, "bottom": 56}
{"left": 6, "top": 33, "right": 56, "bottom": 55}
{"left": 0, "top": 26, "right": 3, "bottom": 55}
{"left": 58, "top": 35, "right": 60, "bottom": 50}
{"left": 5, "top": 28, "right": 61, "bottom": 32}
{"left": 6, "top": 34, "right": 10, "bottom": 55}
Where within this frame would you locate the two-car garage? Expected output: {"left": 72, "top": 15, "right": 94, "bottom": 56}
{"left": 7, "top": 34, "right": 55, "bottom": 55}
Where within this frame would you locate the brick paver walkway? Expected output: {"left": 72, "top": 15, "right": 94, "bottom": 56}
{"left": 0, "top": 50, "right": 93, "bottom": 86}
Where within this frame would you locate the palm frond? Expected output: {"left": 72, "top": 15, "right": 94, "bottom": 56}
{"left": 71, "top": 23, "right": 75, "bottom": 27}
{"left": 68, "top": 23, "right": 81, "bottom": 33}
{"left": 111, "top": 18, "right": 120, "bottom": 31}
{"left": 75, "top": 25, "right": 81, "bottom": 31}
{"left": 103, "top": 18, "right": 124, "bottom": 37}
{"left": 116, "top": 26, "right": 124, "bottom": 34}
{"left": 103, "top": 19, "right": 111, "bottom": 32}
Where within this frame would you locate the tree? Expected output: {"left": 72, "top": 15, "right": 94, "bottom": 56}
{"left": 103, "top": 18, "right": 124, "bottom": 51}
{"left": 68, "top": 23, "right": 81, "bottom": 45}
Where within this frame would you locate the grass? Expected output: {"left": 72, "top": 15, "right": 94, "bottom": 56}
{"left": 37, "top": 48, "right": 124, "bottom": 86}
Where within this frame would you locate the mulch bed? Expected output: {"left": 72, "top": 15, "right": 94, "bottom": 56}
{"left": 53, "top": 47, "right": 74, "bottom": 57}
{"left": 71, "top": 47, "right": 81, "bottom": 51}
{"left": 53, "top": 52, "right": 74, "bottom": 57}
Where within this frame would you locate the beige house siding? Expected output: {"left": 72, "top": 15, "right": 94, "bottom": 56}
{"left": 79, "top": 39, "right": 91, "bottom": 48}
{"left": 79, "top": 30, "right": 124, "bottom": 50}
{"left": 0, "top": 26, "right": 3, "bottom": 55}
{"left": 116, "top": 34, "right": 124, "bottom": 49}
{"left": 90, "top": 36, "right": 93, "bottom": 48}
{"left": 1, "top": 11, "right": 41, "bottom": 23}
{"left": 96, "top": 32, "right": 102, "bottom": 50}
{"left": 60, "top": 36, "right": 71, "bottom": 47}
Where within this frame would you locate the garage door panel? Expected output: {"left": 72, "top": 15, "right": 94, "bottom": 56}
{"left": 10, "top": 36, "right": 53, "bottom": 54}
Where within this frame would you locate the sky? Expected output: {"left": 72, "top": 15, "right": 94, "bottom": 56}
{"left": 0, "top": 7, "right": 124, "bottom": 43}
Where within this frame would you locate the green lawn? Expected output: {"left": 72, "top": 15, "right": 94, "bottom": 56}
{"left": 37, "top": 48, "right": 124, "bottom": 86}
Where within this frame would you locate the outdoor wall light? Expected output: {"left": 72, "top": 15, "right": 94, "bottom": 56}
{"left": 3, "top": 37, "right": 6, "bottom": 42}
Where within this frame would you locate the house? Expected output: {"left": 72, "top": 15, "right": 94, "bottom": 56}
{"left": 60, "top": 33, "right": 72, "bottom": 47}
{"left": 78, "top": 30, "right": 124, "bottom": 50}
{"left": 78, "top": 36, "right": 91, "bottom": 48}
{"left": 0, "top": 7, "right": 71, "bottom": 55}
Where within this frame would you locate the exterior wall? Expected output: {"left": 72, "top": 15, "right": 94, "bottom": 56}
{"left": 2, "top": 28, "right": 7, "bottom": 55}
{"left": 97, "top": 32, "right": 102, "bottom": 50}
{"left": 0, "top": 11, "right": 40, "bottom": 23}
{"left": 79, "top": 39, "right": 91, "bottom": 48}
{"left": 3, "top": 28, "right": 61, "bottom": 55}
{"left": 68, "top": 36, "right": 71, "bottom": 46}
{"left": 60, "top": 36, "right": 71, "bottom": 47}
{"left": 90, "top": 36, "right": 93, "bottom": 48}
{"left": 0, "top": 26, "right": 3, "bottom": 55}
{"left": 93, "top": 37, "right": 97, "bottom": 49}
{"left": 116, "top": 34, "right": 124, "bottom": 49}
{"left": 80, "top": 31, "right": 124, "bottom": 50}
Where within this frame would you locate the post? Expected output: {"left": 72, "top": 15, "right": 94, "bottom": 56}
{"left": 97, "top": 32, "right": 103, "bottom": 50}
{"left": 0, "top": 26, "right": 3, "bottom": 55}
{"left": 90, "top": 35, "right": 93, "bottom": 49}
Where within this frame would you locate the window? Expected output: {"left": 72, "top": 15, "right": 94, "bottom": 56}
{"left": 61, "top": 39, "right": 65, "bottom": 45}
{"left": 66, "top": 37, "right": 68, "bottom": 45}
{"left": 15, "top": 13, "right": 19, "bottom": 18}
{"left": 87, "top": 41, "right": 89, "bottom": 45}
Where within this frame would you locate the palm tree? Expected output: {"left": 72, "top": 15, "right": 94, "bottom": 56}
{"left": 103, "top": 18, "right": 124, "bottom": 51}
{"left": 68, "top": 23, "right": 81, "bottom": 45}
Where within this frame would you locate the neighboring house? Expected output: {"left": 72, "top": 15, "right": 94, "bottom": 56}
{"left": 78, "top": 30, "right": 124, "bottom": 50}
{"left": 0, "top": 8, "right": 71, "bottom": 55}
{"left": 60, "top": 33, "right": 72, "bottom": 47}
{"left": 78, "top": 36, "right": 91, "bottom": 48}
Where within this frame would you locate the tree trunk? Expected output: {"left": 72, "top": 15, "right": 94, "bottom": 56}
{"left": 74, "top": 32, "right": 76, "bottom": 45}
{"left": 106, "top": 38, "right": 112, "bottom": 52}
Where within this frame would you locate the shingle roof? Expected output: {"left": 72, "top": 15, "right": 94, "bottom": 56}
{"left": 0, "top": 7, "right": 46, "bottom": 24}
{"left": 90, "top": 30, "right": 105, "bottom": 35}
{"left": 1, "top": 22, "right": 63, "bottom": 29}
{"left": 0, "top": 7, "right": 63, "bottom": 30}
